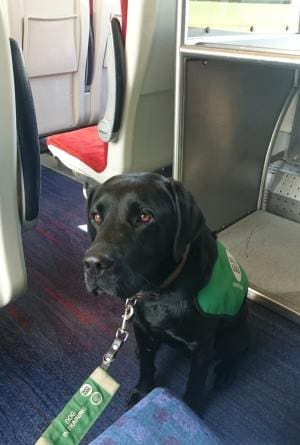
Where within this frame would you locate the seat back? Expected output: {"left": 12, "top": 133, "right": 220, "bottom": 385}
{"left": 6, "top": 0, "right": 90, "bottom": 135}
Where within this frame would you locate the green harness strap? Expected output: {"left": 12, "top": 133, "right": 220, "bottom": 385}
{"left": 195, "top": 241, "right": 248, "bottom": 316}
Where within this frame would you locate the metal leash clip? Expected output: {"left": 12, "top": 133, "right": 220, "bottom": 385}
{"left": 101, "top": 296, "right": 138, "bottom": 370}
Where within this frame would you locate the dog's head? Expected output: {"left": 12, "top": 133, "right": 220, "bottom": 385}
{"left": 83, "top": 173, "right": 205, "bottom": 299}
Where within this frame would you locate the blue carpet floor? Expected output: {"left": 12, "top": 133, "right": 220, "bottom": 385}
{"left": 0, "top": 167, "right": 299, "bottom": 445}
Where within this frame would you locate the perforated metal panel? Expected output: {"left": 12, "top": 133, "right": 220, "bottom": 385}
{"left": 267, "top": 161, "right": 300, "bottom": 223}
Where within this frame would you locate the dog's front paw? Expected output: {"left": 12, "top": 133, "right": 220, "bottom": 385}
{"left": 214, "top": 350, "right": 248, "bottom": 390}
{"left": 183, "top": 393, "right": 205, "bottom": 417}
{"left": 214, "top": 361, "right": 236, "bottom": 390}
{"left": 127, "top": 386, "right": 153, "bottom": 410}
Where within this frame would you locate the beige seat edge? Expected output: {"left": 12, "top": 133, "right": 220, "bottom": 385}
{"left": 0, "top": 3, "right": 27, "bottom": 307}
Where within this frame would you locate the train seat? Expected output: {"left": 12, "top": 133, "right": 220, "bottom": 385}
{"left": 46, "top": 0, "right": 176, "bottom": 183}
{"left": 47, "top": 125, "right": 108, "bottom": 175}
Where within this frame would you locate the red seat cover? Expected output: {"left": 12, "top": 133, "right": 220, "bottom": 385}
{"left": 121, "top": 0, "right": 128, "bottom": 42}
{"left": 47, "top": 126, "right": 108, "bottom": 173}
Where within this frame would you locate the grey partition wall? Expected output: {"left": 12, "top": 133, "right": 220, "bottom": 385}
{"left": 182, "top": 59, "right": 294, "bottom": 230}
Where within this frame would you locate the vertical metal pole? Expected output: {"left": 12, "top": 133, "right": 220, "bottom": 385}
{"left": 173, "top": 0, "right": 187, "bottom": 181}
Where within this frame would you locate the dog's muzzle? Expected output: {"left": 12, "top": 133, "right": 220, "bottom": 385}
{"left": 83, "top": 252, "right": 117, "bottom": 295}
{"left": 83, "top": 253, "right": 114, "bottom": 277}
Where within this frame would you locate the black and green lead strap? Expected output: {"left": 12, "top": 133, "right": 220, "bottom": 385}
{"left": 35, "top": 297, "right": 138, "bottom": 445}
{"left": 35, "top": 367, "right": 119, "bottom": 445}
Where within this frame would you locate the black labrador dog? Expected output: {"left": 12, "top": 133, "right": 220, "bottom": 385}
{"left": 84, "top": 173, "right": 249, "bottom": 414}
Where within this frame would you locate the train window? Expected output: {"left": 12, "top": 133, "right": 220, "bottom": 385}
{"left": 187, "top": 0, "right": 300, "bottom": 52}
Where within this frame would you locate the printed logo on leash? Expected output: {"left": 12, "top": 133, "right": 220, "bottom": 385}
{"left": 35, "top": 367, "right": 119, "bottom": 445}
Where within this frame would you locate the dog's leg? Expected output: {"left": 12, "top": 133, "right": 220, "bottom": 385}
{"left": 214, "top": 300, "right": 250, "bottom": 389}
{"left": 128, "top": 322, "right": 161, "bottom": 408}
{"left": 214, "top": 349, "right": 248, "bottom": 389}
{"left": 183, "top": 343, "right": 214, "bottom": 415}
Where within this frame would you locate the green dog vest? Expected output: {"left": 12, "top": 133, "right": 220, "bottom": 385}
{"left": 195, "top": 241, "right": 248, "bottom": 316}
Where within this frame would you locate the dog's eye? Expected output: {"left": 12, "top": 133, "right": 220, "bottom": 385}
{"left": 138, "top": 212, "right": 153, "bottom": 224}
{"left": 92, "top": 211, "right": 102, "bottom": 225}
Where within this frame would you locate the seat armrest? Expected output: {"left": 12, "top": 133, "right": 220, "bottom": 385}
{"left": 10, "top": 38, "right": 40, "bottom": 228}
{"left": 98, "top": 17, "right": 125, "bottom": 142}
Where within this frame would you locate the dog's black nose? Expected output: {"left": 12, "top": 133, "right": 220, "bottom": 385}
{"left": 83, "top": 254, "right": 114, "bottom": 275}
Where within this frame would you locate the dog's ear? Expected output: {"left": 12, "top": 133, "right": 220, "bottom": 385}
{"left": 169, "top": 180, "right": 205, "bottom": 263}
{"left": 85, "top": 182, "right": 98, "bottom": 241}
{"left": 84, "top": 182, "right": 96, "bottom": 200}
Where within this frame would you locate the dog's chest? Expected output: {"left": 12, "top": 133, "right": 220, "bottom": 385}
{"left": 136, "top": 294, "right": 183, "bottom": 329}
{"left": 135, "top": 298, "right": 199, "bottom": 352}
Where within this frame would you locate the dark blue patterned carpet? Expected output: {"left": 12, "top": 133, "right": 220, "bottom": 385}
{"left": 0, "top": 167, "right": 299, "bottom": 445}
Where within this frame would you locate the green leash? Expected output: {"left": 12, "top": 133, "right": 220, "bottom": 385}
{"left": 36, "top": 297, "right": 138, "bottom": 445}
